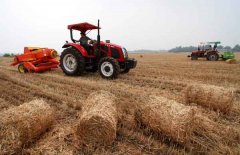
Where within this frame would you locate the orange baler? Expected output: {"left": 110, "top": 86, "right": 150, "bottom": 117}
{"left": 11, "top": 47, "right": 59, "bottom": 73}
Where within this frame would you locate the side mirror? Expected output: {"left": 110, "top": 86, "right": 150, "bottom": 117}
{"left": 106, "top": 40, "right": 110, "bottom": 43}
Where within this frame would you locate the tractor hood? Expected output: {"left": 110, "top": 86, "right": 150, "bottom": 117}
{"left": 101, "top": 41, "right": 122, "bottom": 49}
{"left": 192, "top": 50, "right": 199, "bottom": 54}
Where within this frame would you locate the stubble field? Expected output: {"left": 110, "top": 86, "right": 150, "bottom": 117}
{"left": 0, "top": 53, "right": 240, "bottom": 155}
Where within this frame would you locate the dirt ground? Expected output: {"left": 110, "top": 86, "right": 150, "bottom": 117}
{"left": 0, "top": 53, "right": 240, "bottom": 154}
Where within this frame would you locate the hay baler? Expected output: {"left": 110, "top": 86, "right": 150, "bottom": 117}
{"left": 11, "top": 47, "right": 59, "bottom": 73}
{"left": 222, "top": 51, "right": 235, "bottom": 60}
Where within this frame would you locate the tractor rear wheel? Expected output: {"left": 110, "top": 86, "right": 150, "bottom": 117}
{"left": 207, "top": 52, "right": 219, "bottom": 61}
{"left": 18, "top": 63, "right": 28, "bottom": 73}
{"left": 60, "top": 48, "right": 85, "bottom": 76}
{"left": 98, "top": 57, "right": 120, "bottom": 79}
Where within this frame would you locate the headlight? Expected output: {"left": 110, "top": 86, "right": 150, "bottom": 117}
{"left": 122, "top": 47, "right": 128, "bottom": 59}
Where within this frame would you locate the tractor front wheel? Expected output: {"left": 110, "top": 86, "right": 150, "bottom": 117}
{"left": 60, "top": 48, "right": 85, "bottom": 76}
{"left": 207, "top": 52, "right": 219, "bottom": 61}
{"left": 191, "top": 54, "right": 198, "bottom": 60}
{"left": 98, "top": 57, "right": 120, "bottom": 79}
{"left": 18, "top": 63, "right": 28, "bottom": 73}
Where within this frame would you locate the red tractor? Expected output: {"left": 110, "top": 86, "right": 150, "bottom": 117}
{"left": 60, "top": 20, "right": 137, "bottom": 79}
{"left": 189, "top": 42, "right": 221, "bottom": 61}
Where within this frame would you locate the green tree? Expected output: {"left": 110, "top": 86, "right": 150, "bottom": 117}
{"left": 3, "top": 53, "right": 15, "bottom": 57}
{"left": 169, "top": 46, "right": 197, "bottom": 52}
{"left": 218, "top": 45, "right": 224, "bottom": 49}
{"left": 3, "top": 53, "right": 11, "bottom": 57}
{"left": 232, "top": 44, "right": 240, "bottom": 52}
{"left": 224, "top": 46, "right": 232, "bottom": 50}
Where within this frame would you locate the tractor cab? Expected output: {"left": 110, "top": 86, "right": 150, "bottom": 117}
{"left": 206, "top": 41, "right": 220, "bottom": 51}
{"left": 67, "top": 22, "right": 99, "bottom": 55}
{"left": 60, "top": 20, "right": 137, "bottom": 79}
{"left": 197, "top": 42, "right": 219, "bottom": 52}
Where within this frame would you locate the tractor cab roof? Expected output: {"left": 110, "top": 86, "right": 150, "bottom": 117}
{"left": 67, "top": 22, "right": 100, "bottom": 33}
{"left": 199, "top": 41, "right": 221, "bottom": 45}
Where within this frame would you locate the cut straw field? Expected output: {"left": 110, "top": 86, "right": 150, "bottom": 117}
{"left": 0, "top": 52, "right": 240, "bottom": 154}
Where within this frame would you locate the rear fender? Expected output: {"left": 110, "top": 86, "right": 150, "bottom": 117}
{"left": 62, "top": 43, "right": 89, "bottom": 57}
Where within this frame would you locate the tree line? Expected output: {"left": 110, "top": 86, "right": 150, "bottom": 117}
{"left": 169, "top": 44, "right": 240, "bottom": 52}
{"left": 1, "top": 44, "right": 240, "bottom": 56}
{"left": 2, "top": 53, "right": 15, "bottom": 57}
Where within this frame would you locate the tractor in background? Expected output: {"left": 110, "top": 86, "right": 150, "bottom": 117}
{"left": 188, "top": 41, "right": 235, "bottom": 61}
{"left": 60, "top": 20, "right": 137, "bottom": 79}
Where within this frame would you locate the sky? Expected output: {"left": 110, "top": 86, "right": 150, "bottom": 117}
{"left": 0, "top": 0, "right": 240, "bottom": 53}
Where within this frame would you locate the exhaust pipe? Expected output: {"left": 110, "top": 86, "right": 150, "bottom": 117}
{"left": 97, "top": 19, "right": 101, "bottom": 58}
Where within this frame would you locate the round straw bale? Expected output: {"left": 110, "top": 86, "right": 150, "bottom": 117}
{"left": 77, "top": 91, "right": 117, "bottom": 147}
{"left": 137, "top": 96, "right": 196, "bottom": 144}
{"left": 185, "top": 84, "right": 235, "bottom": 113}
{"left": 0, "top": 99, "right": 55, "bottom": 154}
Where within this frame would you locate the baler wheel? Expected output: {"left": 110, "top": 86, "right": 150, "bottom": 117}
{"left": 18, "top": 64, "right": 28, "bottom": 73}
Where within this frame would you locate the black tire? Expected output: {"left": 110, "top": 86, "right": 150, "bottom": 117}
{"left": 207, "top": 52, "right": 219, "bottom": 61}
{"left": 18, "top": 63, "right": 28, "bottom": 73}
{"left": 60, "top": 48, "right": 85, "bottom": 76}
{"left": 121, "top": 68, "right": 130, "bottom": 73}
{"left": 98, "top": 57, "right": 120, "bottom": 79}
{"left": 191, "top": 54, "right": 198, "bottom": 60}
